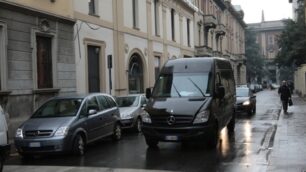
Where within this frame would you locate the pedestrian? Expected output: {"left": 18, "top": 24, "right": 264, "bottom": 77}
{"left": 278, "top": 80, "right": 292, "bottom": 114}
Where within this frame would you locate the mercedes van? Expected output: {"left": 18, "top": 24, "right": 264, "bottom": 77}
{"left": 142, "top": 57, "right": 236, "bottom": 148}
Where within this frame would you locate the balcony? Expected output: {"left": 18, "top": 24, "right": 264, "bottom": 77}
{"left": 213, "top": 51, "right": 223, "bottom": 57}
{"left": 195, "top": 46, "right": 213, "bottom": 56}
{"left": 215, "top": 24, "right": 226, "bottom": 37}
{"left": 204, "top": 15, "right": 217, "bottom": 29}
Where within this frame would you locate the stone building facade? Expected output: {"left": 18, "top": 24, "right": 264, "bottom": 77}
{"left": 73, "top": 0, "right": 198, "bottom": 95}
{"left": 0, "top": 0, "right": 76, "bottom": 137}
{"left": 194, "top": 0, "right": 247, "bottom": 85}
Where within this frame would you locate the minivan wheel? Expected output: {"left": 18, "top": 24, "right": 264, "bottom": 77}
{"left": 73, "top": 134, "right": 85, "bottom": 156}
{"left": 135, "top": 118, "right": 142, "bottom": 133}
{"left": 0, "top": 154, "right": 3, "bottom": 172}
{"left": 112, "top": 123, "right": 122, "bottom": 141}
{"left": 145, "top": 137, "right": 159, "bottom": 148}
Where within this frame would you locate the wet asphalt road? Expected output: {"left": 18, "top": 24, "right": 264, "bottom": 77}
{"left": 4, "top": 90, "right": 282, "bottom": 172}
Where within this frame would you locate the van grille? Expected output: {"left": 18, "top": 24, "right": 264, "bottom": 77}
{"left": 151, "top": 115, "right": 193, "bottom": 127}
{"left": 25, "top": 130, "right": 53, "bottom": 137}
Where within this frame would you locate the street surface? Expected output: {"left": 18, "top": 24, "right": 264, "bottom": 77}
{"left": 3, "top": 90, "right": 297, "bottom": 172}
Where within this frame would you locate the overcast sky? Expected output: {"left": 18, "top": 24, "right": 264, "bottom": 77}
{"left": 231, "top": 0, "right": 293, "bottom": 24}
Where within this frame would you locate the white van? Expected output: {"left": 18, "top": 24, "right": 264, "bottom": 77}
{"left": 0, "top": 105, "right": 10, "bottom": 172}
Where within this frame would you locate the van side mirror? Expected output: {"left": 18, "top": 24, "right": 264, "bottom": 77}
{"left": 217, "top": 85, "right": 225, "bottom": 99}
{"left": 146, "top": 88, "right": 152, "bottom": 99}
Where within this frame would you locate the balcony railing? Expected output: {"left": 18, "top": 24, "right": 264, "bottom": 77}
{"left": 195, "top": 45, "right": 213, "bottom": 56}
{"left": 213, "top": 51, "right": 223, "bottom": 57}
{"left": 215, "top": 24, "right": 226, "bottom": 36}
{"left": 204, "top": 15, "right": 217, "bottom": 29}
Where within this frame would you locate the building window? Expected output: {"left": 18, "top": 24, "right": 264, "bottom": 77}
{"left": 0, "top": 23, "right": 7, "bottom": 91}
{"left": 132, "top": 0, "right": 139, "bottom": 29}
{"left": 89, "top": 0, "right": 98, "bottom": 16}
{"left": 154, "top": 0, "right": 160, "bottom": 36}
{"left": 36, "top": 36, "right": 53, "bottom": 89}
{"left": 154, "top": 56, "right": 160, "bottom": 81}
{"left": 171, "top": 9, "right": 175, "bottom": 41}
{"left": 187, "top": 18, "right": 191, "bottom": 47}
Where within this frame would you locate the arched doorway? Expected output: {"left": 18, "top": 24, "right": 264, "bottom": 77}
{"left": 128, "top": 53, "right": 144, "bottom": 94}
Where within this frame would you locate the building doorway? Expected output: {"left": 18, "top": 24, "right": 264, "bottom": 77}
{"left": 128, "top": 53, "right": 144, "bottom": 94}
{"left": 87, "top": 45, "right": 100, "bottom": 93}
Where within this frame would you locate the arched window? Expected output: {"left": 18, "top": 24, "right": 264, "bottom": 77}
{"left": 128, "top": 53, "right": 144, "bottom": 94}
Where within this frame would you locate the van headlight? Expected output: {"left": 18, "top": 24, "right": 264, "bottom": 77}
{"left": 15, "top": 128, "right": 23, "bottom": 139}
{"left": 193, "top": 110, "right": 209, "bottom": 124}
{"left": 54, "top": 127, "right": 69, "bottom": 137}
{"left": 243, "top": 100, "right": 250, "bottom": 106}
{"left": 142, "top": 113, "right": 152, "bottom": 124}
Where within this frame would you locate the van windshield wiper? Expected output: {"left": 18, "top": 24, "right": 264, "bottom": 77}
{"left": 188, "top": 78, "right": 205, "bottom": 97}
{"left": 172, "top": 83, "right": 182, "bottom": 97}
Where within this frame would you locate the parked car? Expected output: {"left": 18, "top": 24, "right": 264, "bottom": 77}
{"left": 115, "top": 94, "right": 147, "bottom": 132}
{"left": 143, "top": 57, "right": 236, "bottom": 148}
{"left": 235, "top": 87, "right": 256, "bottom": 115}
{"left": 0, "top": 105, "right": 10, "bottom": 172}
{"left": 14, "top": 93, "right": 121, "bottom": 157}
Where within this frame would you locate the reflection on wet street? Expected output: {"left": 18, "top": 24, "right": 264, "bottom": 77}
{"left": 4, "top": 90, "right": 282, "bottom": 172}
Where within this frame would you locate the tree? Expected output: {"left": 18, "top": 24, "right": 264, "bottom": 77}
{"left": 245, "top": 29, "right": 264, "bottom": 83}
{"left": 276, "top": 0, "right": 306, "bottom": 68}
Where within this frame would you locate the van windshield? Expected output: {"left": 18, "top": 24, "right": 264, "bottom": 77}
{"left": 32, "top": 98, "right": 83, "bottom": 118}
{"left": 152, "top": 73, "right": 211, "bottom": 98}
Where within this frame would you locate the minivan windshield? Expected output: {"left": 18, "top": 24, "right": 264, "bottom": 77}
{"left": 152, "top": 73, "right": 211, "bottom": 98}
{"left": 32, "top": 98, "right": 83, "bottom": 118}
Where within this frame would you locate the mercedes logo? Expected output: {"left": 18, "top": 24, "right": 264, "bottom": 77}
{"left": 167, "top": 115, "right": 176, "bottom": 125}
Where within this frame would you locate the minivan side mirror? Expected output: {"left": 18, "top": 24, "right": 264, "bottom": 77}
{"left": 88, "top": 109, "right": 97, "bottom": 115}
{"left": 87, "top": 105, "right": 99, "bottom": 115}
{"left": 146, "top": 88, "right": 152, "bottom": 99}
{"left": 216, "top": 85, "right": 225, "bottom": 99}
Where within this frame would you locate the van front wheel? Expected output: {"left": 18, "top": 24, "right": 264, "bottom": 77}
{"left": 145, "top": 137, "right": 159, "bottom": 148}
{"left": 227, "top": 112, "right": 235, "bottom": 133}
{"left": 207, "top": 122, "right": 219, "bottom": 149}
{"left": 0, "top": 154, "right": 3, "bottom": 172}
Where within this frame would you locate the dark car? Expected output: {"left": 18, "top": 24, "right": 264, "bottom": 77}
{"left": 14, "top": 93, "right": 121, "bottom": 157}
{"left": 235, "top": 87, "right": 256, "bottom": 115}
{"left": 142, "top": 57, "right": 236, "bottom": 148}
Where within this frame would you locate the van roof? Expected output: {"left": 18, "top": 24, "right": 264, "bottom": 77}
{"left": 161, "top": 57, "right": 230, "bottom": 73}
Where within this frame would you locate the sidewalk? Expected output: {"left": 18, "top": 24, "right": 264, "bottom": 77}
{"left": 268, "top": 95, "right": 306, "bottom": 172}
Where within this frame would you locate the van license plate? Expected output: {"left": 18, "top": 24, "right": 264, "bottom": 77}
{"left": 29, "top": 142, "right": 41, "bottom": 147}
{"left": 165, "top": 136, "right": 178, "bottom": 141}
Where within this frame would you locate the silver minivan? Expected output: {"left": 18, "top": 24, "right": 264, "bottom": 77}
{"left": 14, "top": 93, "right": 121, "bottom": 157}
{"left": 0, "top": 105, "right": 10, "bottom": 172}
